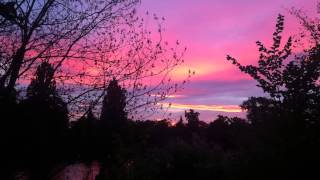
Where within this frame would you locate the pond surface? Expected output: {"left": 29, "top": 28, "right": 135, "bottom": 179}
{"left": 15, "top": 161, "right": 101, "bottom": 180}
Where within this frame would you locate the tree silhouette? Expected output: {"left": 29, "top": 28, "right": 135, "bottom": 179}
{"left": 27, "top": 62, "right": 57, "bottom": 98}
{"left": 227, "top": 14, "right": 292, "bottom": 100}
{"left": 15, "top": 62, "right": 70, "bottom": 179}
{"left": 282, "top": 45, "right": 320, "bottom": 125}
{"left": 226, "top": 13, "right": 320, "bottom": 179}
{"left": 23, "top": 62, "right": 69, "bottom": 136}
{"left": 185, "top": 109, "right": 200, "bottom": 131}
{"left": 240, "top": 97, "right": 280, "bottom": 127}
{"left": 20, "top": 62, "right": 69, "bottom": 166}
{"left": 100, "top": 78, "right": 127, "bottom": 126}
{"left": 227, "top": 14, "right": 320, "bottom": 127}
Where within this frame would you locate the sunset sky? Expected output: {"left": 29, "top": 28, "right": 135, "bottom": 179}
{"left": 138, "top": 0, "right": 317, "bottom": 121}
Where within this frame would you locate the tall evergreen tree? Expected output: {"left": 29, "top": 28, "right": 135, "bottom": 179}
{"left": 23, "top": 62, "right": 69, "bottom": 137}
{"left": 100, "top": 78, "right": 127, "bottom": 126}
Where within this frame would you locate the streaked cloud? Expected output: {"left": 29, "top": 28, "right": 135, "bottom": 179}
{"left": 160, "top": 102, "right": 243, "bottom": 113}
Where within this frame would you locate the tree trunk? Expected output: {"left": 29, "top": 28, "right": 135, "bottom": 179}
{"left": 5, "top": 45, "right": 26, "bottom": 92}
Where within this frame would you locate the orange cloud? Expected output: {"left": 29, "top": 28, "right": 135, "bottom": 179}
{"left": 160, "top": 102, "right": 243, "bottom": 113}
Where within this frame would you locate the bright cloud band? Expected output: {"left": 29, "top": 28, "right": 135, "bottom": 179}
{"left": 160, "top": 103, "right": 243, "bottom": 113}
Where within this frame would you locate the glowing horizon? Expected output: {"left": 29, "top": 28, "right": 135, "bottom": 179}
{"left": 139, "top": 0, "right": 317, "bottom": 121}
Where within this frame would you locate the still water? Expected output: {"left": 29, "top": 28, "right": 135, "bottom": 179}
{"left": 15, "top": 161, "right": 101, "bottom": 180}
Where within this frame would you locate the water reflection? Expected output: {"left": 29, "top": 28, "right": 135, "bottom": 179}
{"left": 15, "top": 161, "right": 101, "bottom": 180}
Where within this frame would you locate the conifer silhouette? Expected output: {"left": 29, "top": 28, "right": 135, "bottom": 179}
{"left": 100, "top": 78, "right": 127, "bottom": 127}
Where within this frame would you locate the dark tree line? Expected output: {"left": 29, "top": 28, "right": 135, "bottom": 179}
{"left": 1, "top": 9, "right": 320, "bottom": 180}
